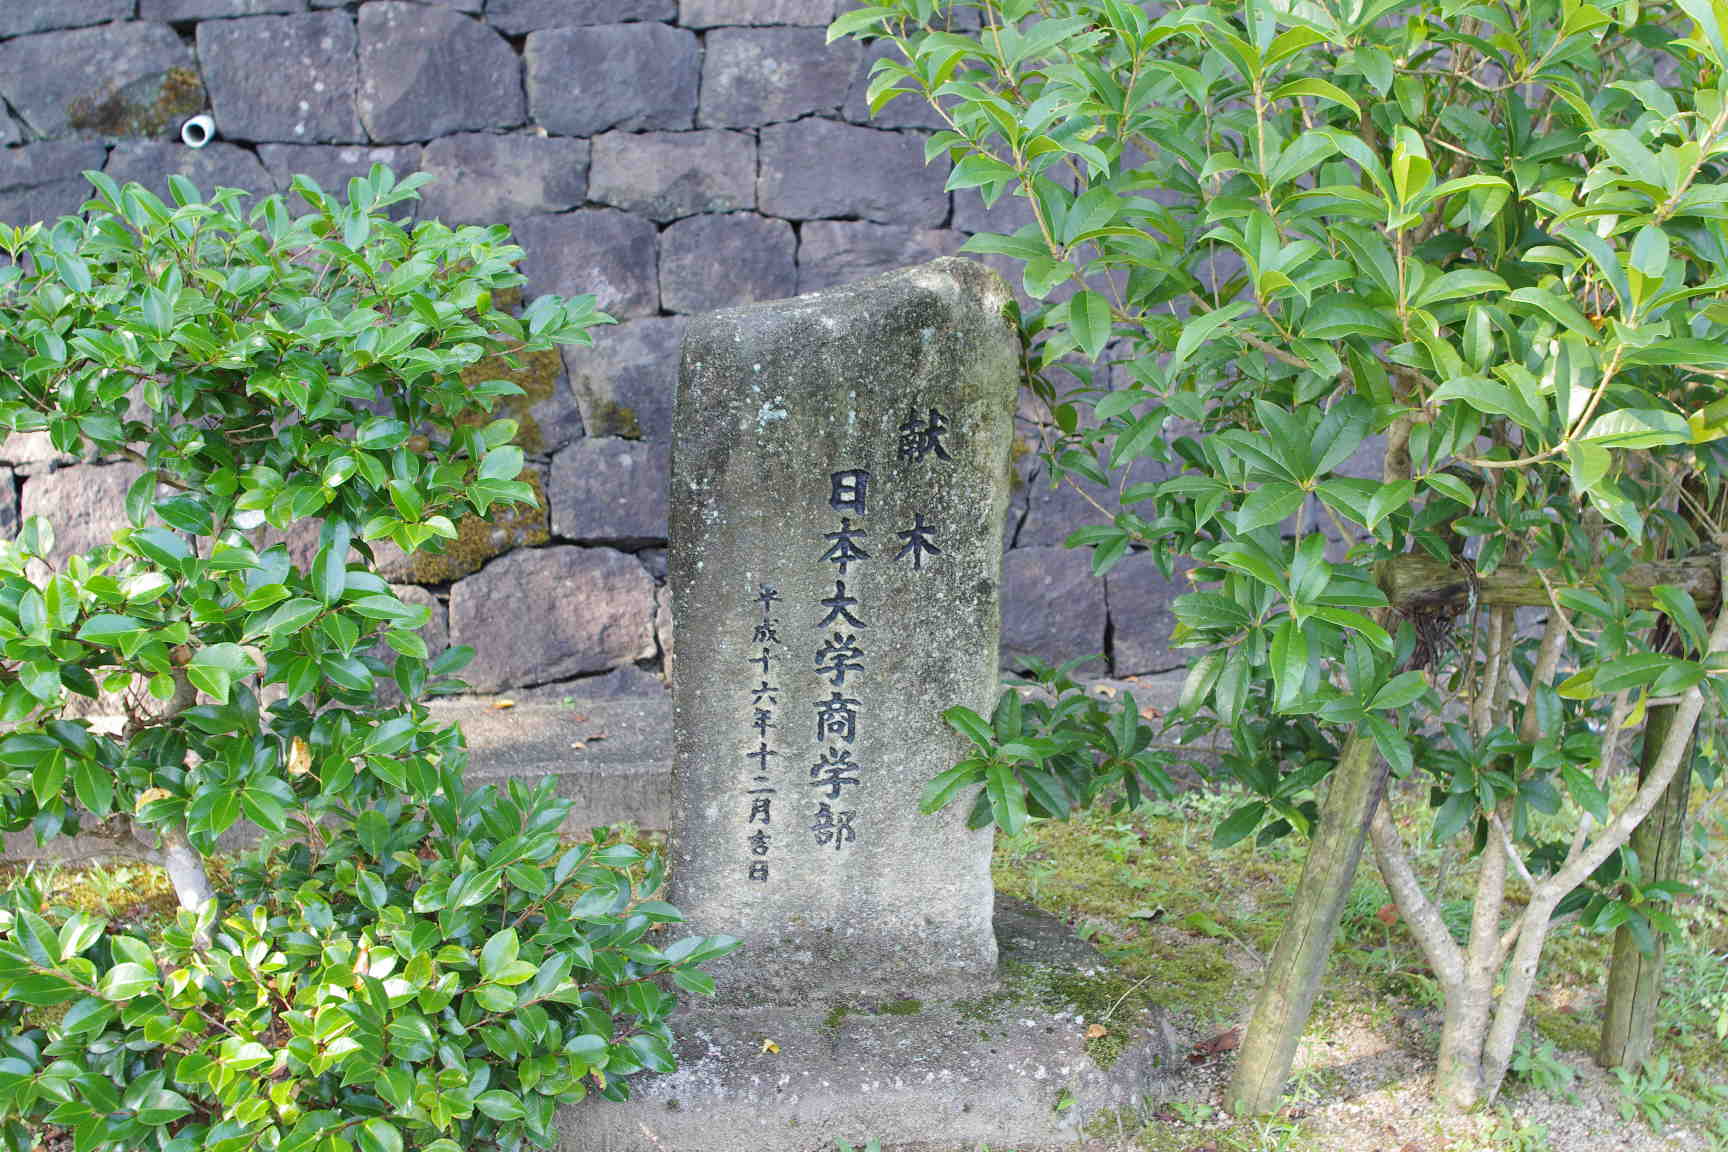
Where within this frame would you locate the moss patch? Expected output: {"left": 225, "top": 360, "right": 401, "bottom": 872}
{"left": 458, "top": 345, "right": 564, "bottom": 456}
{"left": 877, "top": 997, "right": 923, "bottom": 1016}
{"left": 1529, "top": 1003, "right": 1600, "bottom": 1055}
{"left": 386, "top": 465, "right": 549, "bottom": 584}
{"left": 587, "top": 398, "right": 643, "bottom": 440}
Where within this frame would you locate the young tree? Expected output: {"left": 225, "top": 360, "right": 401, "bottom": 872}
{"left": 836, "top": 0, "right": 1728, "bottom": 1111}
{"left": 0, "top": 170, "right": 735, "bottom": 1151}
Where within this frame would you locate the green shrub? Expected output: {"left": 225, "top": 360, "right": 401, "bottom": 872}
{"left": 0, "top": 168, "right": 736, "bottom": 1150}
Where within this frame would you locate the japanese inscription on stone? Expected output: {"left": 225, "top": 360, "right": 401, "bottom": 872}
{"left": 669, "top": 259, "right": 1020, "bottom": 1003}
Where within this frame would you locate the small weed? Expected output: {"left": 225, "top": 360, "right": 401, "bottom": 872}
{"left": 1485, "top": 1110, "right": 1553, "bottom": 1152}
{"left": 1612, "top": 1054, "right": 1693, "bottom": 1132}
{"left": 1508, "top": 1035, "right": 1579, "bottom": 1102}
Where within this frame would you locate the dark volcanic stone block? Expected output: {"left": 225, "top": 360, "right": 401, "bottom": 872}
{"left": 449, "top": 546, "right": 656, "bottom": 691}
{"left": 514, "top": 209, "right": 660, "bottom": 320}
{"left": 526, "top": 23, "right": 699, "bottom": 137}
{"left": 758, "top": 118, "right": 948, "bottom": 226}
{"left": 795, "top": 220, "right": 965, "bottom": 294}
{"left": 698, "top": 27, "right": 857, "bottom": 128}
{"left": 549, "top": 438, "right": 670, "bottom": 546}
{"left": 0, "top": 23, "right": 192, "bottom": 141}
{"left": 587, "top": 130, "right": 754, "bottom": 223}
{"left": 562, "top": 315, "right": 687, "bottom": 442}
{"left": 198, "top": 13, "right": 363, "bottom": 143}
{"left": 1000, "top": 545, "right": 1107, "bottom": 671}
{"left": 659, "top": 214, "right": 796, "bottom": 314}
{"left": 357, "top": 3, "right": 525, "bottom": 143}
{"left": 416, "top": 133, "right": 590, "bottom": 225}
{"left": 487, "top": 0, "right": 674, "bottom": 34}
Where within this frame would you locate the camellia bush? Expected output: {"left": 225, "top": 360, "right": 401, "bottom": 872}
{"left": 838, "top": 0, "right": 1728, "bottom": 1113}
{"left": 0, "top": 169, "right": 736, "bottom": 1151}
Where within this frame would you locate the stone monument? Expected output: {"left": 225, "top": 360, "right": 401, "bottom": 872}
{"left": 561, "top": 260, "right": 1178, "bottom": 1151}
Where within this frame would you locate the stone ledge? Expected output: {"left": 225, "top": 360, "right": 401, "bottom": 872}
{"left": 557, "top": 900, "right": 1184, "bottom": 1152}
{"left": 1, "top": 674, "right": 1209, "bottom": 863}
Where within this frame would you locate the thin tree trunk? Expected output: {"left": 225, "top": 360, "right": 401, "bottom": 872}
{"left": 1434, "top": 805, "right": 1506, "bottom": 1110}
{"left": 1600, "top": 701, "right": 1692, "bottom": 1069}
{"left": 1226, "top": 417, "right": 1414, "bottom": 1116}
{"left": 126, "top": 662, "right": 216, "bottom": 921}
{"left": 1476, "top": 554, "right": 1728, "bottom": 1101}
{"left": 1226, "top": 729, "right": 1389, "bottom": 1114}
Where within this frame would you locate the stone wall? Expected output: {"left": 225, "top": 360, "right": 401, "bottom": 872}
{"left": 0, "top": 0, "right": 1189, "bottom": 697}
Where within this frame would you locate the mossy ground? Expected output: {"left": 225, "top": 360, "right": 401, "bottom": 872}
{"left": 9, "top": 780, "right": 1728, "bottom": 1150}
{"left": 988, "top": 777, "right": 1728, "bottom": 1151}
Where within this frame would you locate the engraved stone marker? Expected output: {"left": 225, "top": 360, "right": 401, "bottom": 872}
{"left": 669, "top": 257, "right": 1019, "bottom": 1002}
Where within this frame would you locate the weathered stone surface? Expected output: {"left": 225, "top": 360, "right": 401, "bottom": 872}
{"left": 1106, "top": 552, "right": 1188, "bottom": 677}
{"left": 0, "top": 141, "right": 107, "bottom": 225}
{"left": 357, "top": 3, "right": 524, "bottom": 143}
{"left": 0, "top": 468, "right": 17, "bottom": 540}
{"left": 257, "top": 143, "right": 422, "bottom": 214}
{"left": 758, "top": 119, "right": 949, "bottom": 226}
{"left": 843, "top": 38, "right": 948, "bottom": 130}
{"left": 563, "top": 900, "right": 1183, "bottom": 1151}
{"left": 796, "top": 220, "right": 966, "bottom": 294}
{"left": 562, "top": 315, "right": 687, "bottom": 442}
{"left": 0, "top": 0, "right": 129, "bottom": 37}
{"left": 549, "top": 438, "right": 669, "bottom": 546}
{"left": 416, "top": 133, "right": 589, "bottom": 224}
{"left": 198, "top": 13, "right": 363, "bottom": 143}
{"left": 0, "top": 23, "right": 191, "bottom": 141}
{"left": 526, "top": 24, "right": 698, "bottom": 137}
{"left": 376, "top": 464, "right": 549, "bottom": 584}
{"left": 698, "top": 28, "right": 858, "bottom": 128}
{"left": 587, "top": 130, "right": 754, "bottom": 223}
{"left": 437, "top": 696, "right": 674, "bottom": 831}
{"left": 0, "top": 140, "right": 107, "bottom": 193}
{"left": 449, "top": 546, "right": 656, "bottom": 692}
{"left": 670, "top": 258, "right": 1018, "bottom": 1003}
{"left": 487, "top": 0, "right": 674, "bottom": 34}
{"left": 19, "top": 464, "right": 145, "bottom": 564}
{"left": 104, "top": 141, "right": 273, "bottom": 200}
{"left": 1017, "top": 455, "right": 1171, "bottom": 548}
{"left": 67, "top": 67, "right": 206, "bottom": 142}
{"left": 953, "top": 185, "right": 1042, "bottom": 235}
{"left": 142, "top": 0, "right": 307, "bottom": 20}
{"left": 659, "top": 214, "right": 795, "bottom": 314}
{"left": 514, "top": 209, "right": 659, "bottom": 319}
{"left": 680, "top": 0, "right": 834, "bottom": 27}
{"left": 1001, "top": 546, "right": 1107, "bottom": 670}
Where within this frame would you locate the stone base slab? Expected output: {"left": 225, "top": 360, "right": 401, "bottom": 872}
{"left": 557, "top": 901, "right": 1184, "bottom": 1152}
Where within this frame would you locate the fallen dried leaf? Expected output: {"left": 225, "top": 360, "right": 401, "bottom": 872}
{"left": 760, "top": 1038, "right": 779, "bottom": 1054}
{"left": 1086, "top": 1023, "right": 1109, "bottom": 1039}
{"left": 570, "top": 742, "right": 586, "bottom": 751}
{"left": 1188, "top": 1027, "right": 1242, "bottom": 1062}
{"left": 287, "top": 737, "right": 312, "bottom": 776}
{"left": 1377, "top": 902, "right": 1400, "bottom": 926}
{"left": 493, "top": 699, "right": 515, "bottom": 710}
{"left": 1397, "top": 1141, "right": 1424, "bottom": 1152}
{"left": 587, "top": 732, "right": 607, "bottom": 741}
{"left": 1139, "top": 707, "right": 1160, "bottom": 720}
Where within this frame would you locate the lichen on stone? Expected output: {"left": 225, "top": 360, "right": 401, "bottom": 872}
{"left": 69, "top": 68, "right": 205, "bottom": 140}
